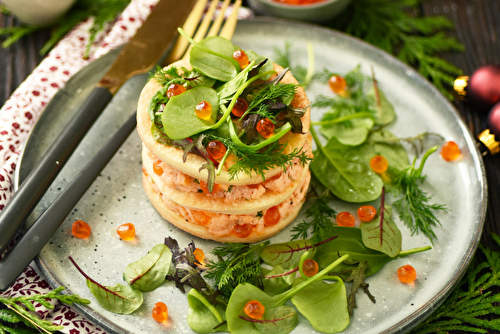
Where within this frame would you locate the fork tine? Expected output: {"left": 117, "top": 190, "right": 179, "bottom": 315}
{"left": 207, "top": 0, "right": 231, "bottom": 37}
{"left": 164, "top": 0, "right": 208, "bottom": 64}
{"left": 220, "top": 0, "right": 241, "bottom": 40}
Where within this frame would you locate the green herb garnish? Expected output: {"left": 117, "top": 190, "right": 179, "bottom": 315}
{"left": 290, "top": 196, "right": 337, "bottom": 243}
{"left": 390, "top": 146, "right": 448, "bottom": 242}
{"left": 0, "top": 286, "right": 90, "bottom": 333}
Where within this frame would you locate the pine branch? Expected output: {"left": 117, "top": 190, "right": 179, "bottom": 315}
{"left": 409, "top": 233, "right": 500, "bottom": 333}
{"left": 331, "top": 0, "right": 464, "bottom": 100}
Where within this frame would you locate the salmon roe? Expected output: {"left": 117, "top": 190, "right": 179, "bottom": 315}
{"left": 166, "top": 83, "right": 185, "bottom": 98}
{"left": 370, "top": 155, "right": 389, "bottom": 174}
{"left": 302, "top": 259, "right": 319, "bottom": 277}
{"left": 152, "top": 160, "right": 163, "bottom": 175}
{"left": 232, "top": 50, "right": 249, "bottom": 69}
{"left": 397, "top": 264, "right": 417, "bottom": 284}
{"left": 72, "top": 220, "right": 91, "bottom": 239}
{"left": 336, "top": 211, "right": 355, "bottom": 227}
{"left": 152, "top": 302, "right": 168, "bottom": 322}
{"left": 256, "top": 118, "right": 275, "bottom": 138}
{"left": 440, "top": 141, "right": 461, "bottom": 161}
{"left": 244, "top": 300, "right": 265, "bottom": 319}
{"left": 191, "top": 210, "right": 211, "bottom": 226}
{"left": 232, "top": 98, "right": 248, "bottom": 117}
{"left": 328, "top": 75, "right": 347, "bottom": 95}
{"left": 195, "top": 101, "right": 212, "bottom": 120}
{"left": 263, "top": 206, "right": 281, "bottom": 226}
{"left": 117, "top": 223, "right": 135, "bottom": 241}
{"left": 199, "top": 180, "right": 220, "bottom": 194}
{"left": 193, "top": 248, "right": 205, "bottom": 263}
{"left": 207, "top": 140, "right": 227, "bottom": 161}
{"left": 274, "top": 0, "right": 325, "bottom": 4}
{"left": 233, "top": 224, "right": 253, "bottom": 238}
{"left": 357, "top": 205, "right": 377, "bottom": 222}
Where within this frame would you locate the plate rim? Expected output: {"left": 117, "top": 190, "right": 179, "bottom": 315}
{"left": 17, "top": 17, "right": 487, "bottom": 334}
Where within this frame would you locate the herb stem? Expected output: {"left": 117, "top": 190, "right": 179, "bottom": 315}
{"left": 397, "top": 246, "right": 432, "bottom": 257}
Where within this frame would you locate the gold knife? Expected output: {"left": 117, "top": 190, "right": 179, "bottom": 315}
{"left": 0, "top": 0, "right": 196, "bottom": 255}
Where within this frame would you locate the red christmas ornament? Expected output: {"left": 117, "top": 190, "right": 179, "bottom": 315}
{"left": 488, "top": 102, "right": 500, "bottom": 137}
{"left": 455, "top": 65, "right": 500, "bottom": 111}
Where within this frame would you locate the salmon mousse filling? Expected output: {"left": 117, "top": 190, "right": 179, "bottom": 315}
{"left": 142, "top": 169, "right": 311, "bottom": 242}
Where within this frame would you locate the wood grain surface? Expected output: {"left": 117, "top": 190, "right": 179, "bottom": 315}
{"left": 1, "top": 0, "right": 499, "bottom": 332}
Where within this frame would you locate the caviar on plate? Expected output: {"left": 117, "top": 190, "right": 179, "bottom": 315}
{"left": 72, "top": 220, "right": 91, "bottom": 239}
{"left": 302, "top": 258, "right": 319, "bottom": 277}
{"left": 336, "top": 211, "right": 355, "bottom": 227}
{"left": 440, "top": 140, "right": 461, "bottom": 161}
{"left": 117, "top": 223, "right": 136, "bottom": 241}
{"left": 328, "top": 75, "right": 347, "bottom": 95}
{"left": 152, "top": 302, "right": 168, "bottom": 322}
{"left": 397, "top": 264, "right": 417, "bottom": 284}
{"left": 207, "top": 140, "right": 227, "bottom": 161}
{"left": 370, "top": 155, "right": 389, "bottom": 174}
{"left": 263, "top": 206, "right": 281, "bottom": 226}
{"left": 357, "top": 205, "right": 377, "bottom": 222}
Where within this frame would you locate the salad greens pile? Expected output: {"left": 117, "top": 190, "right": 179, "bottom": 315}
{"left": 147, "top": 29, "right": 310, "bottom": 192}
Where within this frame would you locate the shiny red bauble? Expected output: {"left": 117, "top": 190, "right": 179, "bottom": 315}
{"left": 468, "top": 65, "right": 500, "bottom": 111}
{"left": 488, "top": 102, "right": 500, "bottom": 136}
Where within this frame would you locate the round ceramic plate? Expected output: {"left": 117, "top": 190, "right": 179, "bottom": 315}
{"left": 16, "top": 18, "right": 487, "bottom": 334}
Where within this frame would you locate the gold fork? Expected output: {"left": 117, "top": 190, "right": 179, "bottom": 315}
{"left": 164, "top": 0, "right": 241, "bottom": 65}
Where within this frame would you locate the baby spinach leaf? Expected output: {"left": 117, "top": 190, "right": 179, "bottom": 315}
{"left": 260, "top": 240, "right": 315, "bottom": 268}
{"left": 226, "top": 254, "right": 349, "bottom": 334}
{"left": 187, "top": 289, "right": 227, "bottom": 333}
{"left": 123, "top": 244, "right": 172, "bottom": 292}
{"left": 253, "top": 305, "right": 298, "bottom": 334}
{"left": 310, "top": 127, "right": 383, "bottom": 203}
{"left": 262, "top": 265, "right": 296, "bottom": 296}
{"left": 189, "top": 35, "right": 238, "bottom": 82}
{"left": 360, "top": 204, "right": 402, "bottom": 258}
{"left": 320, "top": 116, "right": 374, "bottom": 146}
{"left": 216, "top": 61, "right": 254, "bottom": 105}
{"left": 69, "top": 257, "right": 143, "bottom": 314}
{"left": 291, "top": 278, "right": 349, "bottom": 333}
{"left": 162, "top": 86, "right": 219, "bottom": 140}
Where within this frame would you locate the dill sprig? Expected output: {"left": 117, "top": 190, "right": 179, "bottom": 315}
{"left": 290, "top": 197, "right": 337, "bottom": 243}
{"left": 409, "top": 233, "right": 500, "bottom": 334}
{"left": 273, "top": 42, "right": 308, "bottom": 85}
{"left": 390, "top": 145, "right": 448, "bottom": 242}
{"left": 247, "top": 83, "right": 297, "bottom": 116}
{"left": 205, "top": 242, "right": 269, "bottom": 299}
{"left": 0, "top": 0, "right": 131, "bottom": 57}
{"left": 331, "top": 0, "right": 463, "bottom": 100}
{"left": 0, "top": 286, "right": 90, "bottom": 333}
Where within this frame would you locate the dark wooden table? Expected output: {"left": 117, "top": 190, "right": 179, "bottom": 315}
{"left": 1, "top": 0, "right": 499, "bottom": 332}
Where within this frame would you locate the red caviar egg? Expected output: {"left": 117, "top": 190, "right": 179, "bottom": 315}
{"left": 72, "top": 220, "right": 91, "bottom": 238}
{"left": 152, "top": 302, "right": 168, "bottom": 322}
{"left": 152, "top": 160, "right": 163, "bottom": 175}
{"left": 256, "top": 118, "right": 275, "bottom": 138}
{"left": 263, "top": 206, "right": 281, "bottom": 226}
{"left": 166, "top": 83, "right": 185, "bottom": 98}
{"left": 244, "top": 300, "right": 265, "bottom": 319}
{"left": 233, "top": 224, "right": 252, "bottom": 238}
{"left": 440, "top": 141, "right": 461, "bottom": 161}
{"left": 199, "top": 180, "right": 220, "bottom": 194}
{"left": 302, "top": 259, "right": 319, "bottom": 277}
{"left": 117, "top": 223, "right": 135, "bottom": 241}
{"left": 397, "top": 265, "right": 417, "bottom": 284}
{"left": 233, "top": 50, "right": 249, "bottom": 69}
{"left": 195, "top": 101, "right": 212, "bottom": 120}
{"left": 336, "top": 212, "right": 355, "bottom": 227}
{"left": 370, "top": 155, "right": 388, "bottom": 174}
{"left": 207, "top": 140, "right": 227, "bottom": 161}
{"left": 193, "top": 248, "right": 205, "bottom": 263}
{"left": 357, "top": 205, "right": 377, "bottom": 222}
{"left": 232, "top": 98, "right": 248, "bottom": 117}
{"left": 328, "top": 75, "right": 347, "bottom": 95}
{"left": 191, "top": 210, "right": 211, "bottom": 226}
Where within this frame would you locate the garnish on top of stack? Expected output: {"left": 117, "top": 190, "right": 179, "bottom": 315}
{"left": 136, "top": 30, "right": 312, "bottom": 242}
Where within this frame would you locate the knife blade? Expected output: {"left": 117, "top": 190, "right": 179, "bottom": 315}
{"left": 0, "top": 0, "right": 196, "bottom": 254}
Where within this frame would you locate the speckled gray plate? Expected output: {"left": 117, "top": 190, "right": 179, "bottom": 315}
{"left": 16, "top": 18, "right": 487, "bottom": 334}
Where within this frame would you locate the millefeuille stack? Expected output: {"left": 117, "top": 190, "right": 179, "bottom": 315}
{"left": 136, "top": 56, "right": 312, "bottom": 243}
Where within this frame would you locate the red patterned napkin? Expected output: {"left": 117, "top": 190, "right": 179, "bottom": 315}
{"left": 0, "top": 2, "right": 252, "bottom": 333}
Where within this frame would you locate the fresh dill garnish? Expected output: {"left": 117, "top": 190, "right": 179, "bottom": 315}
{"left": 273, "top": 41, "right": 308, "bottom": 84}
{"left": 290, "top": 197, "right": 337, "bottom": 243}
{"left": 331, "top": 0, "right": 463, "bottom": 100}
{"left": 0, "top": 0, "right": 131, "bottom": 57}
{"left": 149, "top": 65, "right": 183, "bottom": 85}
{"left": 0, "top": 286, "right": 89, "bottom": 333}
{"left": 247, "top": 83, "right": 297, "bottom": 117}
{"left": 205, "top": 242, "right": 269, "bottom": 299}
{"left": 390, "top": 145, "right": 448, "bottom": 242}
{"left": 409, "top": 233, "right": 500, "bottom": 334}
